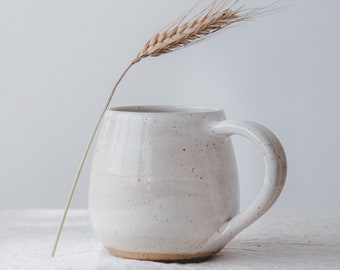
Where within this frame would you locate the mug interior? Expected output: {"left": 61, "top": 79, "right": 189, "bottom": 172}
{"left": 110, "top": 105, "right": 221, "bottom": 114}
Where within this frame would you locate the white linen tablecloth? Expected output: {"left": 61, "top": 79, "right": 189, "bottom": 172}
{"left": 0, "top": 209, "right": 339, "bottom": 270}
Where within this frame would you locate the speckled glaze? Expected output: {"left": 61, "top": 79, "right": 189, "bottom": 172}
{"left": 89, "top": 106, "right": 287, "bottom": 261}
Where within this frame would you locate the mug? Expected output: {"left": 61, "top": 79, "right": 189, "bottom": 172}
{"left": 89, "top": 105, "right": 287, "bottom": 262}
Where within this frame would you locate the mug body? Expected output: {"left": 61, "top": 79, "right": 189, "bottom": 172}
{"left": 89, "top": 105, "right": 239, "bottom": 261}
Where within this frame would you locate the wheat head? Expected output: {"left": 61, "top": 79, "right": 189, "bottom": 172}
{"left": 134, "top": 0, "right": 256, "bottom": 63}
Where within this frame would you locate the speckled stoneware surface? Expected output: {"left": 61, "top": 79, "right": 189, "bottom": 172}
{"left": 89, "top": 106, "right": 287, "bottom": 261}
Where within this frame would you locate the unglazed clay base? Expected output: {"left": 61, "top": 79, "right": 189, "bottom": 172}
{"left": 106, "top": 247, "right": 218, "bottom": 262}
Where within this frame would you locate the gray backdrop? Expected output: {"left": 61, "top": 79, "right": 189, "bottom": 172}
{"left": 1, "top": 0, "right": 339, "bottom": 211}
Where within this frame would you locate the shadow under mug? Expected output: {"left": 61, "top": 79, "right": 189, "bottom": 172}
{"left": 89, "top": 105, "right": 287, "bottom": 262}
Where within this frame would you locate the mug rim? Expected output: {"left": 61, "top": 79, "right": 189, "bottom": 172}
{"left": 109, "top": 105, "right": 222, "bottom": 115}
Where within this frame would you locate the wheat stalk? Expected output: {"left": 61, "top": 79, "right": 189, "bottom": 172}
{"left": 52, "top": 0, "right": 262, "bottom": 257}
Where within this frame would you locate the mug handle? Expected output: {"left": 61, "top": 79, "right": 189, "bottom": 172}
{"left": 202, "top": 119, "right": 287, "bottom": 251}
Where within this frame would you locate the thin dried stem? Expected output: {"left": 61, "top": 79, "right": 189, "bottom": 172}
{"left": 51, "top": 62, "right": 135, "bottom": 257}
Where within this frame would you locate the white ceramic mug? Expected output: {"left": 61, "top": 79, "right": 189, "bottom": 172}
{"left": 89, "top": 105, "right": 287, "bottom": 262}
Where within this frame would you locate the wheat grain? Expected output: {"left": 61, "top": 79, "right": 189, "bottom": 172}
{"left": 134, "top": 0, "right": 255, "bottom": 62}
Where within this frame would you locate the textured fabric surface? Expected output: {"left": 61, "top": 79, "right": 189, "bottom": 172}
{"left": 0, "top": 209, "right": 339, "bottom": 270}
